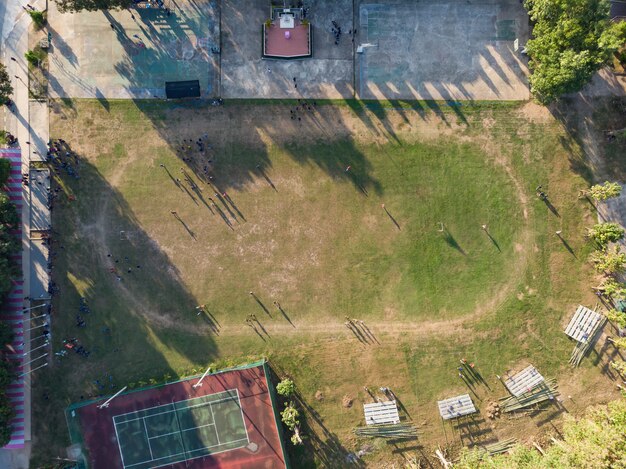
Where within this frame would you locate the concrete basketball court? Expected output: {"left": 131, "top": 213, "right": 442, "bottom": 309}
{"left": 46, "top": 0, "right": 531, "bottom": 101}
{"left": 220, "top": 0, "right": 354, "bottom": 99}
{"left": 47, "top": 0, "right": 219, "bottom": 99}
{"left": 356, "top": 0, "right": 530, "bottom": 100}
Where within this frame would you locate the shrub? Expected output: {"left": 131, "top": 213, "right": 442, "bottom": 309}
{"left": 28, "top": 10, "right": 46, "bottom": 29}
{"left": 590, "top": 247, "right": 626, "bottom": 274}
{"left": 24, "top": 46, "right": 47, "bottom": 68}
{"left": 276, "top": 378, "right": 295, "bottom": 397}
{"left": 588, "top": 181, "right": 622, "bottom": 201}
{"left": 587, "top": 222, "right": 624, "bottom": 247}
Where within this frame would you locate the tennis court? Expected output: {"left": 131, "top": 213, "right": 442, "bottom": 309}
{"left": 113, "top": 390, "right": 248, "bottom": 469}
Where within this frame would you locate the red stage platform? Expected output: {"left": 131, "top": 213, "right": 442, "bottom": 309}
{"left": 263, "top": 20, "right": 311, "bottom": 59}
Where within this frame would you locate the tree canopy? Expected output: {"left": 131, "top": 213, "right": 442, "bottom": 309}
{"left": 0, "top": 164, "right": 17, "bottom": 446}
{"left": 0, "top": 63, "right": 13, "bottom": 105}
{"left": 54, "top": 0, "right": 132, "bottom": 13}
{"left": 457, "top": 399, "right": 626, "bottom": 468}
{"left": 525, "top": 0, "right": 626, "bottom": 103}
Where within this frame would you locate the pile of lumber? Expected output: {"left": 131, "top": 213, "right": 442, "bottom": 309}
{"left": 500, "top": 379, "right": 559, "bottom": 413}
{"left": 477, "top": 438, "right": 517, "bottom": 456}
{"left": 353, "top": 423, "right": 418, "bottom": 439}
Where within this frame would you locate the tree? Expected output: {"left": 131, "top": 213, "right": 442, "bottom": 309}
{"left": 598, "top": 278, "right": 626, "bottom": 301}
{"left": 276, "top": 378, "right": 295, "bottom": 397}
{"left": 609, "top": 336, "right": 626, "bottom": 351}
{"left": 0, "top": 63, "right": 13, "bottom": 105}
{"left": 53, "top": 0, "right": 132, "bottom": 13}
{"left": 0, "top": 391, "right": 13, "bottom": 446}
{"left": 611, "top": 360, "right": 626, "bottom": 378}
{"left": 587, "top": 222, "right": 625, "bottom": 247}
{"left": 280, "top": 402, "right": 300, "bottom": 430}
{"left": 591, "top": 248, "right": 626, "bottom": 274}
{"left": 28, "top": 10, "right": 46, "bottom": 29}
{"left": 605, "top": 309, "right": 626, "bottom": 328}
{"left": 589, "top": 181, "right": 622, "bottom": 201}
{"left": 0, "top": 160, "right": 9, "bottom": 186}
{"left": 590, "top": 247, "right": 626, "bottom": 274}
{"left": 524, "top": 0, "right": 626, "bottom": 103}
{"left": 456, "top": 399, "right": 626, "bottom": 468}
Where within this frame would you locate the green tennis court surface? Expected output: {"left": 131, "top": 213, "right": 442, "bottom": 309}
{"left": 113, "top": 390, "right": 249, "bottom": 469}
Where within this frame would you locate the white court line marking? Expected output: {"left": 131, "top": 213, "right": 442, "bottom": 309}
{"left": 113, "top": 389, "right": 236, "bottom": 421}
{"left": 208, "top": 402, "right": 221, "bottom": 445}
{"left": 114, "top": 392, "right": 237, "bottom": 424}
{"left": 123, "top": 438, "right": 250, "bottom": 469}
{"left": 142, "top": 418, "right": 154, "bottom": 460}
{"left": 113, "top": 419, "right": 128, "bottom": 469}
{"left": 234, "top": 388, "right": 251, "bottom": 444}
{"left": 114, "top": 388, "right": 247, "bottom": 469}
{"left": 149, "top": 422, "right": 215, "bottom": 440}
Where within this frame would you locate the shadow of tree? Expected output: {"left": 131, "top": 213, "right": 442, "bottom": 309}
{"left": 30, "top": 139, "right": 218, "bottom": 462}
{"left": 266, "top": 364, "right": 364, "bottom": 468}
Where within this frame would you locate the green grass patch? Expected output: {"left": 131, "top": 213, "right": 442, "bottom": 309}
{"left": 31, "top": 99, "right": 600, "bottom": 467}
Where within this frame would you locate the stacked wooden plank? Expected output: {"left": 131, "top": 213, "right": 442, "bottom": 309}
{"left": 363, "top": 400, "right": 400, "bottom": 425}
{"left": 437, "top": 394, "right": 476, "bottom": 420}
{"left": 353, "top": 423, "right": 418, "bottom": 439}
{"left": 564, "top": 305, "right": 604, "bottom": 343}
{"left": 500, "top": 378, "right": 559, "bottom": 413}
{"left": 504, "top": 365, "right": 545, "bottom": 397}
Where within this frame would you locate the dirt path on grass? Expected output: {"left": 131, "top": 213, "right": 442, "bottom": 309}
{"left": 70, "top": 104, "right": 536, "bottom": 342}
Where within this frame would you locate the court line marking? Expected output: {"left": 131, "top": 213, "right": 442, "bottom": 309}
{"left": 113, "top": 390, "right": 237, "bottom": 423}
{"left": 115, "top": 389, "right": 248, "bottom": 469}
{"left": 123, "top": 437, "right": 251, "bottom": 469}
{"left": 113, "top": 390, "right": 236, "bottom": 421}
{"left": 234, "top": 388, "right": 251, "bottom": 444}
{"left": 141, "top": 418, "right": 154, "bottom": 460}
{"left": 208, "top": 401, "right": 220, "bottom": 445}
{"left": 113, "top": 419, "right": 127, "bottom": 468}
{"left": 172, "top": 399, "right": 189, "bottom": 464}
{"left": 149, "top": 422, "right": 216, "bottom": 440}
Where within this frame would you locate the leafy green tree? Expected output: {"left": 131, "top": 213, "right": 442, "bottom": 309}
{"left": 290, "top": 427, "right": 303, "bottom": 445}
{"left": 592, "top": 249, "right": 626, "bottom": 274}
{"left": 524, "top": 0, "right": 626, "bottom": 103}
{"left": 611, "top": 360, "right": 626, "bottom": 378}
{"left": 599, "top": 278, "right": 626, "bottom": 301}
{"left": 54, "top": 0, "right": 132, "bottom": 13}
{"left": 609, "top": 336, "right": 626, "bottom": 349}
{"left": 276, "top": 378, "right": 295, "bottom": 397}
{"left": 0, "top": 63, "right": 13, "bottom": 105}
{"left": 28, "top": 10, "right": 46, "bottom": 29}
{"left": 0, "top": 391, "right": 13, "bottom": 446}
{"left": 587, "top": 222, "right": 625, "bottom": 247}
{"left": 590, "top": 247, "right": 626, "bottom": 274}
{"left": 457, "top": 399, "right": 626, "bottom": 468}
{"left": 280, "top": 402, "right": 300, "bottom": 430}
{"left": 589, "top": 181, "right": 622, "bottom": 201}
{"left": 606, "top": 309, "right": 626, "bottom": 328}
{"left": 0, "top": 160, "right": 9, "bottom": 186}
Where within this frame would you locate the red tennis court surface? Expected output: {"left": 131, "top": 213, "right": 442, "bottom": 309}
{"left": 263, "top": 22, "right": 311, "bottom": 58}
{"left": 66, "top": 361, "right": 289, "bottom": 469}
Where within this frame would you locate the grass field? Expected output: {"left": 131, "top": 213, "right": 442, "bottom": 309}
{"left": 31, "top": 99, "right": 619, "bottom": 467}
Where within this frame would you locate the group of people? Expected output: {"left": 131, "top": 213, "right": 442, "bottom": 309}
{"left": 331, "top": 21, "right": 356, "bottom": 45}
{"left": 47, "top": 139, "right": 80, "bottom": 179}
{"left": 289, "top": 99, "right": 317, "bottom": 121}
